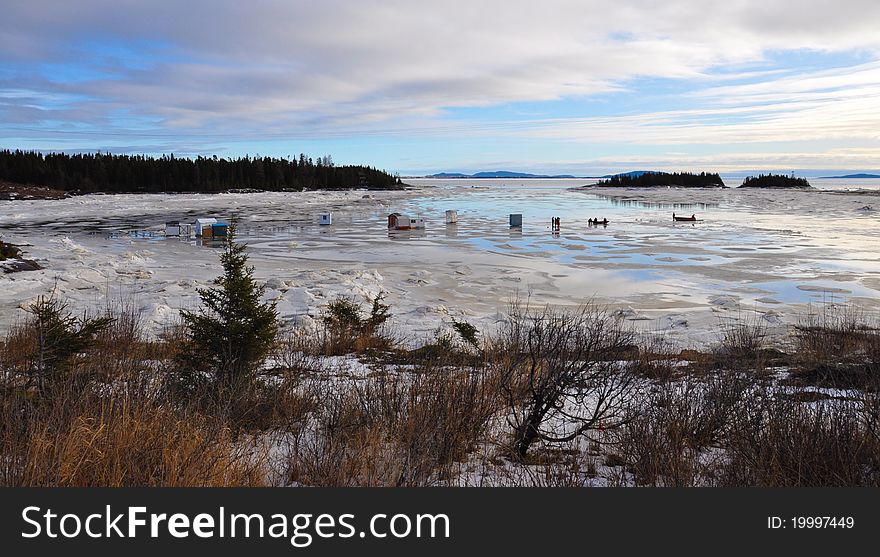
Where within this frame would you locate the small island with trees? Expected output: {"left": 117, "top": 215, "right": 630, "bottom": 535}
{"left": 739, "top": 174, "right": 812, "bottom": 189}
{"left": 596, "top": 171, "right": 726, "bottom": 188}
{"left": 0, "top": 149, "right": 403, "bottom": 195}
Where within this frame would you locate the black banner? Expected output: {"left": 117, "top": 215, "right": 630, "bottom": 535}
{"left": 0, "top": 488, "right": 874, "bottom": 555}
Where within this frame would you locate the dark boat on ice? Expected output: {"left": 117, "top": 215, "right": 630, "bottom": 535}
{"left": 672, "top": 213, "right": 697, "bottom": 222}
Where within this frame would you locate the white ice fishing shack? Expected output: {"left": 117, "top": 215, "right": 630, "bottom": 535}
{"left": 194, "top": 218, "right": 218, "bottom": 237}
{"left": 445, "top": 210, "right": 458, "bottom": 224}
{"left": 165, "top": 221, "right": 181, "bottom": 236}
{"left": 319, "top": 212, "right": 332, "bottom": 225}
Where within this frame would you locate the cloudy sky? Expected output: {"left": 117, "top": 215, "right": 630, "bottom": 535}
{"left": 2, "top": 0, "right": 879, "bottom": 175}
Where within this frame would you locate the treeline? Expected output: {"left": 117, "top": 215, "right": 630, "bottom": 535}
{"left": 0, "top": 150, "right": 402, "bottom": 193}
{"left": 740, "top": 174, "right": 812, "bottom": 189}
{"left": 599, "top": 172, "right": 726, "bottom": 188}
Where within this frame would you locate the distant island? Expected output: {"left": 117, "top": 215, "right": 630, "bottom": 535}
{"left": 817, "top": 173, "right": 880, "bottom": 179}
{"left": 739, "top": 174, "right": 812, "bottom": 189}
{"left": 427, "top": 171, "right": 578, "bottom": 179}
{"left": 595, "top": 171, "right": 726, "bottom": 188}
{"left": 0, "top": 149, "right": 403, "bottom": 195}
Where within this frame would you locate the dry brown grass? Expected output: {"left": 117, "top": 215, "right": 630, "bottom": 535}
{"left": 790, "top": 304, "right": 880, "bottom": 388}
{"left": 0, "top": 299, "right": 268, "bottom": 487}
{"left": 611, "top": 371, "right": 880, "bottom": 487}
{"left": 19, "top": 399, "right": 266, "bottom": 487}
{"left": 713, "top": 315, "right": 771, "bottom": 373}
{"left": 721, "top": 390, "right": 879, "bottom": 486}
{"left": 632, "top": 333, "right": 680, "bottom": 380}
{"left": 282, "top": 362, "right": 505, "bottom": 486}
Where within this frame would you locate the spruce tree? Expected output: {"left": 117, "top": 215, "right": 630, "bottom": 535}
{"left": 178, "top": 221, "right": 278, "bottom": 394}
{"left": 24, "top": 294, "right": 112, "bottom": 396}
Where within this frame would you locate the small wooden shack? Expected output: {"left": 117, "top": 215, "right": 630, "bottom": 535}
{"left": 194, "top": 218, "right": 218, "bottom": 237}
{"left": 509, "top": 213, "right": 523, "bottom": 228}
{"left": 319, "top": 212, "right": 332, "bottom": 225}
{"left": 445, "top": 210, "right": 458, "bottom": 224}
{"left": 388, "top": 213, "right": 425, "bottom": 230}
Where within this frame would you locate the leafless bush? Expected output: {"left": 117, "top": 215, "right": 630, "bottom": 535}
{"left": 720, "top": 388, "right": 879, "bottom": 486}
{"left": 714, "top": 314, "right": 769, "bottom": 372}
{"left": 283, "top": 361, "right": 503, "bottom": 486}
{"left": 495, "top": 302, "right": 638, "bottom": 461}
{"left": 616, "top": 373, "right": 754, "bottom": 486}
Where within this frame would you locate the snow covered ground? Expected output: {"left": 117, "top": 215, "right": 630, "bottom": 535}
{"left": 2, "top": 179, "right": 880, "bottom": 346}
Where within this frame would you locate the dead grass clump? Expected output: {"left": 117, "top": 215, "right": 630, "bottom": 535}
{"left": 616, "top": 373, "right": 753, "bottom": 486}
{"left": 0, "top": 393, "right": 266, "bottom": 487}
{"left": 34, "top": 402, "right": 265, "bottom": 487}
{"left": 789, "top": 304, "right": 880, "bottom": 388}
{"left": 721, "top": 391, "right": 879, "bottom": 486}
{"left": 713, "top": 316, "right": 770, "bottom": 372}
{"left": 633, "top": 333, "right": 680, "bottom": 380}
{"left": 283, "top": 363, "right": 503, "bottom": 486}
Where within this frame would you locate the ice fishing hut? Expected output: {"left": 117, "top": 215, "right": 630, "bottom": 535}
{"left": 319, "top": 212, "right": 332, "bottom": 226}
{"left": 445, "top": 210, "right": 458, "bottom": 224}
{"left": 388, "top": 212, "right": 425, "bottom": 230}
{"left": 165, "top": 221, "right": 181, "bottom": 236}
{"left": 194, "top": 218, "right": 217, "bottom": 237}
{"left": 211, "top": 223, "right": 228, "bottom": 238}
{"left": 509, "top": 213, "right": 523, "bottom": 228}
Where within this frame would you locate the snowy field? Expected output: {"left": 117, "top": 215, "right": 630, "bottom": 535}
{"left": 2, "top": 178, "right": 880, "bottom": 346}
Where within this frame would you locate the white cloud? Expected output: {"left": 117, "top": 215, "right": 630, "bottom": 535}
{"left": 2, "top": 1, "right": 880, "bottom": 169}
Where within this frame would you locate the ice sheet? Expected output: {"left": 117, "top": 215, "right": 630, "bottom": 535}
{"left": 2, "top": 181, "right": 880, "bottom": 346}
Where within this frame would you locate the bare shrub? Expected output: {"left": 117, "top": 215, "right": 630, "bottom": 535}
{"left": 283, "top": 362, "right": 503, "bottom": 486}
{"left": 714, "top": 314, "right": 769, "bottom": 372}
{"left": 721, "top": 388, "right": 879, "bottom": 486}
{"left": 496, "top": 302, "right": 638, "bottom": 461}
{"left": 616, "top": 373, "right": 754, "bottom": 486}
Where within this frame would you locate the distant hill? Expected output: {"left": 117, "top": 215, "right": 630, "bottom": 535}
{"left": 599, "top": 170, "right": 657, "bottom": 179}
{"left": 429, "top": 172, "right": 472, "bottom": 178}
{"left": 817, "top": 173, "right": 880, "bottom": 179}
{"left": 739, "top": 174, "right": 812, "bottom": 189}
{"left": 596, "top": 171, "right": 726, "bottom": 188}
{"left": 427, "top": 171, "right": 577, "bottom": 179}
